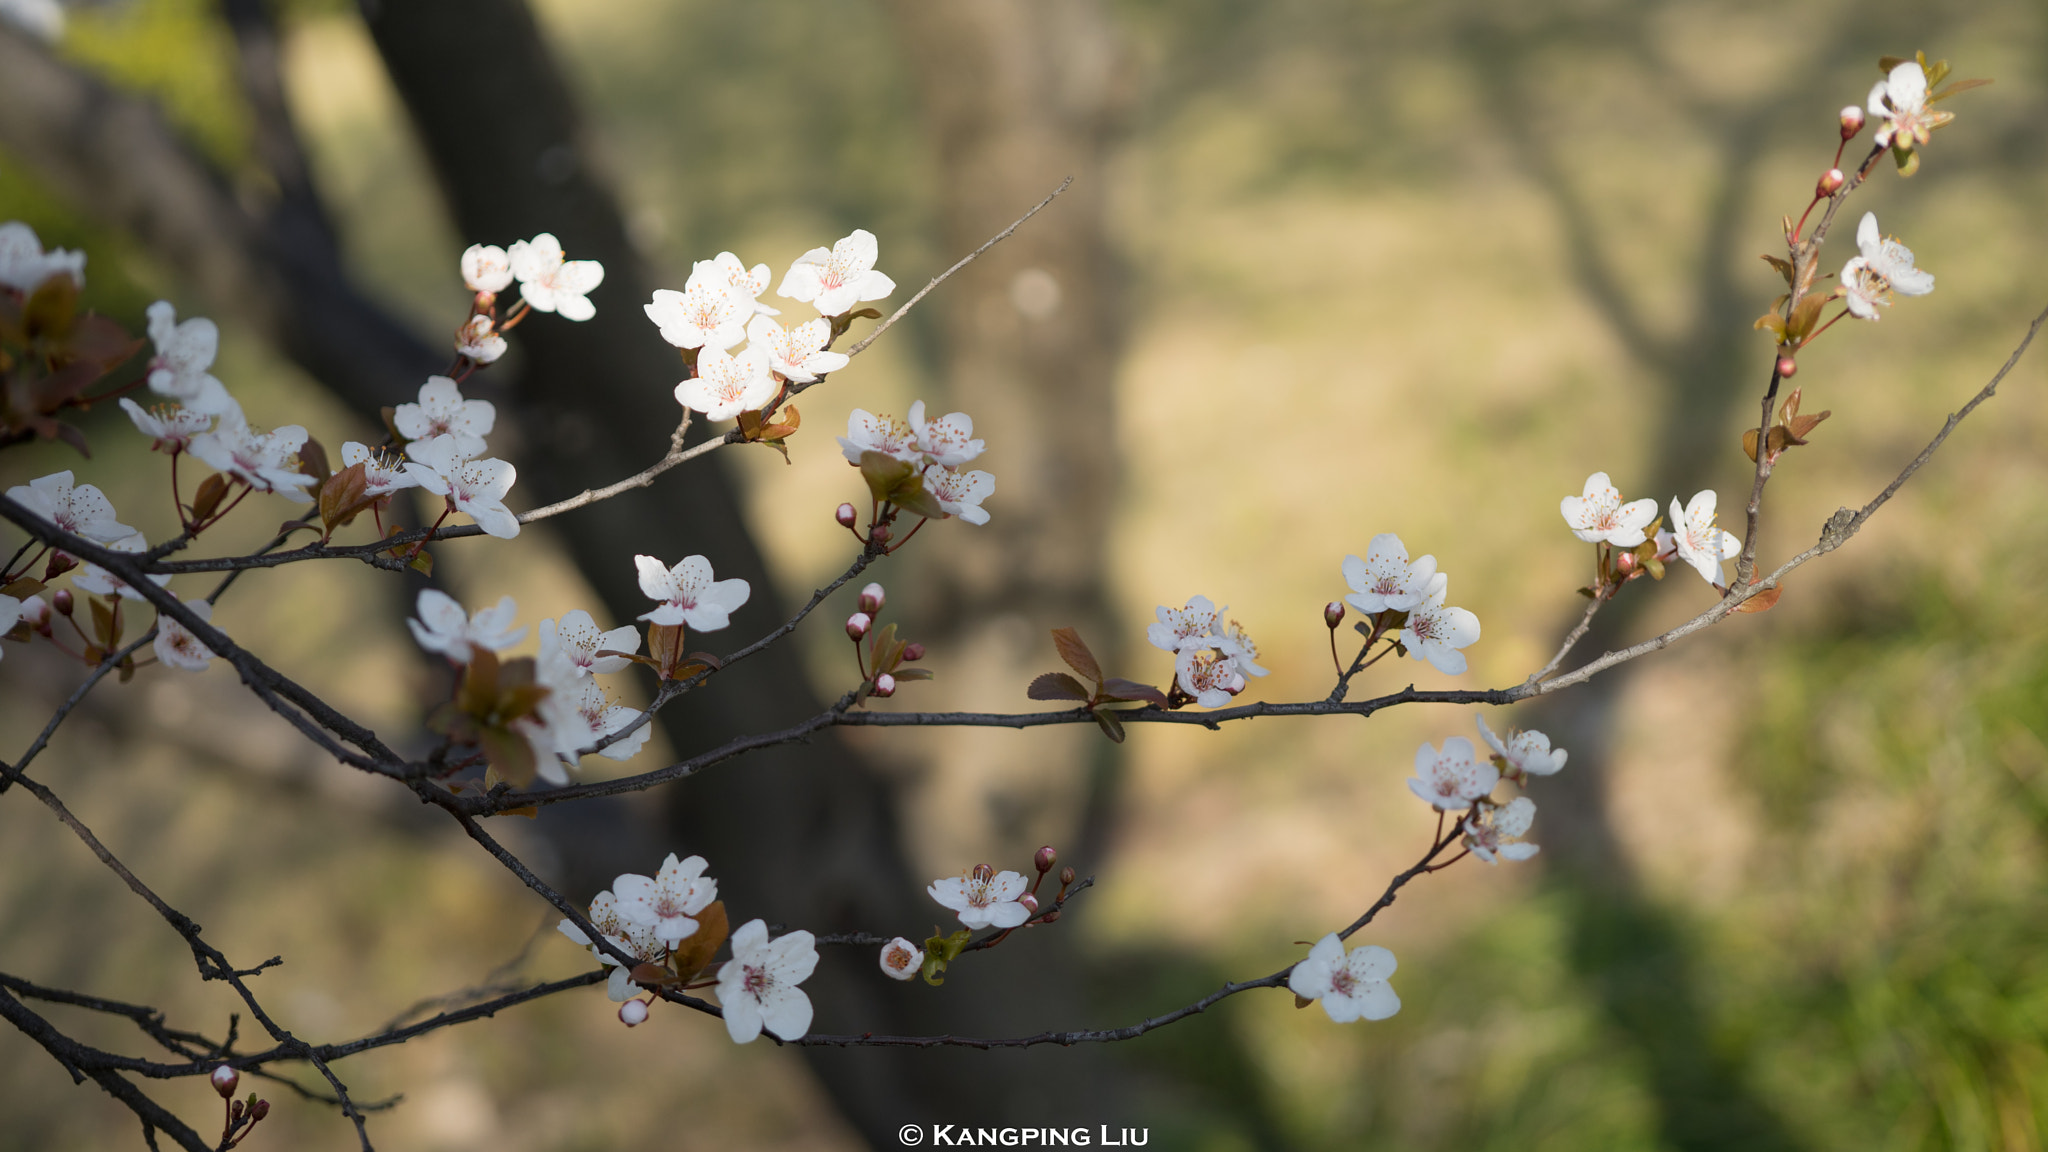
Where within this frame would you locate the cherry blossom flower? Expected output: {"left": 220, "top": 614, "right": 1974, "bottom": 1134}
{"left": 118, "top": 400, "right": 212, "bottom": 454}
{"left": 508, "top": 232, "right": 604, "bottom": 320}
{"left": 527, "top": 666, "right": 650, "bottom": 775}
{"left": 645, "top": 279, "right": 750, "bottom": 352}
{"left": 1668, "top": 490, "right": 1739, "bottom": 587}
{"left": 928, "top": 867, "right": 1033, "bottom": 930}
{"left": 634, "top": 554, "right": 751, "bottom": 631}
{"left": 1560, "top": 472, "right": 1658, "bottom": 546}
{"left": 539, "top": 610, "right": 639, "bottom": 676}
{"left": 879, "top": 937, "right": 924, "bottom": 981}
{"left": 406, "top": 590, "right": 526, "bottom": 662}
{"left": 675, "top": 344, "right": 777, "bottom": 421}
{"left": 153, "top": 598, "right": 218, "bottom": 672}
{"left": 144, "top": 302, "right": 238, "bottom": 417}
{"left": 1288, "top": 934, "right": 1400, "bottom": 1023}
{"left": 1176, "top": 648, "right": 1247, "bottom": 709}
{"left": 1148, "top": 596, "right": 1225, "bottom": 653}
{"left": 1215, "top": 619, "right": 1270, "bottom": 678}
{"left": 460, "top": 243, "right": 514, "bottom": 294}
{"left": 1464, "top": 797, "right": 1539, "bottom": 864}
{"left": 1476, "top": 714, "right": 1568, "bottom": 778}
{"left": 558, "top": 889, "right": 668, "bottom": 1002}
{"left": 393, "top": 377, "right": 496, "bottom": 460}
{"left": 338, "top": 442, "right": 420, "bottom": 499}
{"left": 717, "top": 919, "right": 819, "bottom": 1044}
{"left": 0, "top": 221, "right": 84, "bottom": 292}
{"left": 777, "top": 228, "right": 896, "bottom": 317}
{"left": 1867, "top": 58, "right": 1952, "bottom": 159}
{"left": 746, "top": 313, "right": 847, "bottom": 383}
{"left": 837, "top": 410, "right": 920, "bottom": 466}
{"left": 1408, "top": 736, "right": 1497, "bottom": 811}
{"left": 1397, "top": 587, "right": 1480, "bottom": 675}
{"left": 1840, "top": 212, "right": 1935, "bottom": 321}
{"left": 922, "top": 464, "right": 994, "bottom": 526}
{"left": 908, "top": 400, "right": 985, "bottom": 468}
{"left": 188, "top": 416, "right": 317, "bottom": 503}
{"left": 1342, "top": 535, "right": 1445, "bottom": 615}
{"left": 6, "top": 471, "right": 134, "bottom": 543}
{"left": 614, "top": 854, "right": 717, "bottom": 946}
{"left": 70, "top": 534, "right": 173, "bottom": 600}
{"left": 403, "top": 436, "right": 520, "bottom": 539}
{"left": 695, "top": 251, "right": 778, "bottom": 315}
{"left": 455, "top": 315, "right": 507, "bottom": 364}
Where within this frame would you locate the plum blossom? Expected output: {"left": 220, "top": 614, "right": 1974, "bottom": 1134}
{"left": 188, "top": 417, "right": 317, "bottom": 503}
{"left": 70, "top": 534, "right": 173, "bottom": 600}
{"left": 717, "top": 919, "right": 819, "bottom": 1044}
{"left": 508, "top": 233, "right": 604, "bottom": 320}
{"left": 922, "top": 464, "right": 994, "bottom": 526}
{"left": 460, "top": 244, "right": 514, "bottom": 294}
{"left": 1840, "top": 213, "right": 1935, "bottom": 321}
{"left": 614, "top": 854, "right": 717, "bottom": 946}
{"left": 634, "top": 554, "right": 751, "bottom": 631}
{"left": 929, "top": 867, "right": 1032, "bottom": 930}
{"left": 1214, "top": 618, "right": 1270, "bottom": 678}
{"left": 455, "top": 315, "right": 507, "bottom": 364}
{"left": 144, "top": 302, "right": 238, "bottom": 417}
{"left": 1288, "top": 934, "right": 1399, "bottom": 1023}
{"left": 539, "top": 610, "right": 639, "bottom": 676}
{"left": 153, "top": 598, "right": 218, "bottom": 672}
{"left": 1398, "top": 587, "right": 1480, "bottom": 675}
{"left": 558, "top": 889, "right": 667, "bottom": 1002}
{"left": 1148, "top": 596, "right": 1225, "bottom": 653}
{"left": 675, "top": 344, "right": 777, "bottom": 421}
{"left": 393, "top": 377, "right": 496, "bottom": 460}
{"left": 1464, "top": 797, "right": 1539, "bottom": 864}
{"left": 338, "top": 442, "right": 420, "bottom": 499}
{"left": 746, "top": 313, "right": 847, "bottom": 383}
{"left": 6, "top": 471, "right": 134, "bottom": 543}
{"left": 118, "top": 400, "right": 212, "bottom": 454}
{"left": 695, "top": 251, "right": 778, "bottom": 315}
{"left": 527, "top": 665, "right": 651, "bottom": 775}
{"left": 907, "top": 400, "right": 985, "bottom": 468}
{"left": 879, "top": 937, "right": 924, "bottom": 981}
{"left": 1560, "top": 472, "right": 1657, "bottom": 546}
{"left": 1176, "top": 647, "right": 1247, "bottom": 708}
{"left": 1342, "top": 535, "right": 1445, "bottom": 615}
{"left": 777, "top": 228, "right": 896, "bottom": 317}
{"left": 837, "top": 410, "right": 920, "bottom": 466}
{"left": 406, "top": 590, "right": 526, "bottom": 662}
{"left": 1408, "top": 736, "right": 1497, "bottom": 810}
{"left": 645, "top": 279, "right": 750, "bottom": 352}
{"left": 1476, "top": 714, "right": 1567, "bottom": 778}
{"left": 0, "top": 221, "right": 84, "bottom": 292}
{"left": 403, "top": 436, "right": 520, "bottom": 539}
{"left": 1867, "top": 58, "right": 1952, "bottom": 160}
{"left": 1668, "top": 490, "right": 1739, "bottom": 587}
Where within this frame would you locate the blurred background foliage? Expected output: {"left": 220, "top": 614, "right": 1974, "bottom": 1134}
{"left": 3, "top": 0, "right": 2047, "bottom": 1148}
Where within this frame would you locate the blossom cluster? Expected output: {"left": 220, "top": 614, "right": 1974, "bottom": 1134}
{"left": 839, "top": 400, "right": 996, "bottom": 525}
{"left": 1146, "top": 595, "right": 1268, "bottom": 707}
{"left": 1561, "top": 473, "right": 1740, "bottom": 588}
{"left": 1342, "top": 534, "right": 1481, "bottom": 675}
{"left": 455, "top": 232, "right": 607, "bottom": 363}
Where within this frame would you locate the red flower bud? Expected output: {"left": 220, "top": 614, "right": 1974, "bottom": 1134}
{"left": 1776, "top": 356, "right": 1797, "bottom": 379}
{"left": 43, "top": 553, "right": 76, "bottom": 580}
{"left": 1018, "top": 892, "right": 1040, "bottom": 914}
{"left": 846, "top": 612, "right": 872, "bottom": 641}
{"left": 835, "top": 503, "right": 858, "bottom": 528}
{"left": 1040, "top": 909, "right": 1061, "bottom": 924}
{"left": 1058, "top": 866, "right": 1076, "bottom": 886}
{"left": 618, "top": 999, "right": 649, "bottom": 1027}
{"left": 211, "top": 1065, "right": 240, "bottom": 1098}
{"left": 858, "top": 582, "right": 885, "bottom": 614}
{"left": 229, "top": 1099, "right": 245, "bottom": 1123}
{"left": 870, "top": 523, "right": 892, "bottom": 544}
{"left": 972, "top": 863, "right": 994, "bottom": 884}
{"left": 1323, "top": 601, "right": 1345, "bottom": 629}
{"left": 1815, "top": 168, "right": 1845, "bottom": 197}
{"left": 52, "top": 588, "right": 73, "bottom": 617}
{"left": 1034, "top": 845, "right": 1058, "bottom": 873}
{"left": 872, "top": 672, "right": 897, "bottom": 697}
{"left": 249, "top": 1100, "right": 270, "bottom": 1122}
{"left": 901, "top": 642, "right": 925, "bottom": 662}
{"left": 1839, "top": 105, "right": 1865, "bottom": 140}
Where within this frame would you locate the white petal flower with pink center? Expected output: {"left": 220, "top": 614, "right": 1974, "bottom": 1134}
{"left": 143, "top": 302, "right": 237, "bottom": 418}
{"left": 717, "top": 919, "right": 818, "bottom": 1044}
{"left": 1176, "top": 647, "right": 1247, "bottom": 709}
{"left": 1288, "top": 934, "right": 1400, "bottom": 1023}
{"left": 523, "top": 647, "right": 650, "bottom": 772}
{"left": 879, "top": 937, "right": 924, "bottom": 981}
{"left": 0, "top": 221, "right": 85, "bottom": 292}
{"left": 1669, "top": 490, "right": 1739, "bottom": 587}
{"left": 69, "top": 534, "right": 172, "bottom": 600}
{"left": 187, "top": 417, "right": 316, "bottom": 503}
{"left": 908, "top": 400, "right": 985, "bottom": 467}
{"left": 405, "top": 590, "right": 526, "bottom": 663}
{"left": 558, "top": 889, "right": 668, "bottom": 1002}
{"left": 1476, "top": 714, "right": 1567, "bottom": 778}
{"left": 1408, "top": 736, "right": 1497, "bottom": 811}
{"left": 403, "top": 436, "right": 520, "bottom": 539}
{"left": 539, "top": 609, "right": 639, "bottom": 677}
{"left": 1560, "top": 472, "right": 1657, "bottom": 546}
{"left": 921, "top": 464, "right": 994, "bottom": 526}
{"left": 1464, "top": 797, "right": 1539, "bottom": 864}
{"left": 1868, "top": 59, "right": 1936, "bottom": 151}
{"left": 6, "top": 470, "right": 134, "bottom": 543}
{"left": 339, "top": 442, "right": 420, "bottom": 499}
{"left": 460, "top": 244, "right": 514, "bottom": 294}
{"left": 1148, "top": 595, "right": 1225, "bottom": 653}
{"left": 1342, "top": 534, "right": 1445, "bottom": 615}
{"left": 675, "top": 344, "right": 777, "bottom": 421}
{"left": 615, "top": 854, "right": 717, "bottom": 946}
{"left": 394, "top": 377, "right": 496, "bottom": 460}
{"left": 746, "top": 313, "right": 847, "bottom": 383}
{"left": 153, "top": 598, "right": 218, "bottom": 671}
{"left": 837, "top": 409, "right": 920, "bottom": 466}
{"left": 928, "top": 868, "right": 1032, "bottom": 930}
{"left": 634, "top": 554, "right": 751, "bottom": 631}
{"left": 118, "top": 400, "right": 212, "bottom": 454}
{"left": 1841, "top": 212, "right": 1934, "bottom": 322}
{"left": 455, "top": 315, "right": 507, "bottom": 364}
{"left": 777, "top": 228, "right": 896, "bottom": 317}
{"left": 645, "top": 279, "right": 750, "bottom": 352}
{"left": 1397, "top": 587, "right": 1480, "bottom": 676}
{"left": 694, "top": 251, "right": 777, "bottom": 316}
{"left": 508, "top": 232, "right": 604, "bottom": 321}
{"left": 1215, "top": 619, "right": 1269, "bottom": 677}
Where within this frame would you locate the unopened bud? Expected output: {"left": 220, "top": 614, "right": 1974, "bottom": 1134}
{"left": 43, "top": 553, "right": 75, "bottom": 580}
{"left": 1324, "top": 601, "right": 1345, "bottom": 629}
{"left": 846, "top": 612, "right": 872, "bottom": 640}
{"left": 869, "top": 523, "right": 891, "bottom": 544}
{"left": 1018, "top": 892, "right": 1039, "bottom": 915}
{"left": 972, "top": 863, "right": 994, "bottom": 884}
{"left": 901, "top": 642, "right": 925, "bottom": 662}
{"left": 1058, "top": 866, "right": 1076, "bottom": 886}
{"left": 22, "top": 596, "right": 49, "bottom": 631}
{"left": 618, "top": 999, "right": 649, "bottom": 1027}
{"left": 858, "top": 582, "right": 885, "bottom": 614}
{"left": 1776, "top": 355, "right": 1797, "bottom": 379}
{"left": 835, "top": 503, "right": 858, "bottom": 529}
{"left": 872, "top": 672, "right": 896, "bottom": 697}
{"left": 248, "top": 1100, "right": 270, "bottom": 1122}
{"left": 1839, "top": 105, "right": 1865, "bottom": 139}
{"left": 1034, "top": 845, "right": 1058, "bottom": 873}
{"left": 1815, "top": 167, "right": 1845, "bottom": 197}
{"left": 52, "top": 588, "right": 73, "bottom": 617}
{"left": 1040, "top": 909, "right": 1062, "bottom": 924}
{"left": 211, "top": 1065, "right": 239, "bottom": 1098}
{"left": 1615, "top": 550, "right": 1638, "bottom": 575}
{"left": 229, "top": 1099, "right": 245, "bottom": 1123}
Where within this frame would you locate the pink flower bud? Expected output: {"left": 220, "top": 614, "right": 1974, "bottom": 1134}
{"left": 618, "top": 999, "right": 649, "bottom": 1027}
{"left": 1040, "top": 908, "right": 1062, "bottom": 924}
{"left": 872, "top": 672, "right": 897, "bottom": 697}
{"left": 1839, "top": 105, "right": 1865, "bottom": 139}
{"left": 211, "top": 1065, "right": 239, "bottom": 1098}
{"left": 1323, "top": 601, "right": 1345, "bottom": 629}
{"left": 1776, "top": 356, "right": 1797, "bottom": 379}
{"left": 249, "top": 1100, "right": 270, "bottom": 1122}
{"left": 1615, "top": 550, "right": 1638, "bottom": 575}
{"left": 870, "top": 523, "right": 892, "bottom": 544}
{"left": 1018, "top": 892, "right": 1040, "bottom": 914}
{"left": 1815, "top": 168, "right": 1845, "bottom": 197}
{"left": 43, "top": 553, "right": 76, "bottom": 580}
{"left": 901, "top": 642, "right": 926, "bottom": 662}
{"left": 52, "top": 588, "right": 73, "bottom": 617}
{"left": 859, "top": 582, "right": 885, "bottom": 614}
{"left": 1058, "top": 866, "right": 1076, "bottom": 886}
{"left": 973, "top": 863, "right": 994, "bottom": 884}
{"left": 229, "top": 1099, "right": 245, "bottom": 1123}
{"left": 835, "top": 503, "right": 858, "bottom": 528}
{"left": 1034, "top": 845, "right": 1058, "bottom": 873}
{"left": 846, "top": 612, "right": 872, "bottom": 640}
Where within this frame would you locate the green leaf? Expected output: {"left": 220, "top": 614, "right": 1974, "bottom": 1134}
{"left": 1092, "top": 706, "right": 1127, "bottom": 744}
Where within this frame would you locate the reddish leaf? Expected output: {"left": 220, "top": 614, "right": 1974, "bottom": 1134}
{"left": 1028, "top": 672, "right": 1091, "bottom": 702}
{"left": 1091, "top": 706, "right": 1127, "bottom": 744}
{"left": 672, "top": 901, "right": 730, "bottom": 981}
{"left": 1100, "top": 678, "right": 1168, "bottom": 708}
{"left": 1050, "top": 626, "right": 1101, "bottom": 683}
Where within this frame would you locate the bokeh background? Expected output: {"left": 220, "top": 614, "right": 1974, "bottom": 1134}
{"left": 3, "top": 0, "right": 2048, "bottom": 1148}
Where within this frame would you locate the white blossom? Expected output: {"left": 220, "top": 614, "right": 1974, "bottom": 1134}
{"left": 69, "top": 534, "right": 173, "bottom": 600}
{"left": 526, "top": 660, "right": 650, "bottom": 775}
{"left": 393, "top": 376, "right": 496, "bottom": 460}
{"left": 879, "top": 937, "right": 924, "bottom": 982}
{"left": 338, "top": 442, "right": 420, "bottom": 499}
{"left": 1476, "top": 714, "right": 1567, "bottom": 777}
{"left": 403, "top": 436, "right": 520, "bottom": 539}
{"left": 460, "top": 244, "right": 515, "bottom": 294}
{"left": 405, "top": 589, "right": 526, "bottom": 663}
{"left": 1397, "top": 587, "right": 1480, "bottom": 676}
{"left": 144, "top": 302, "right": 238, "bottom": 417}
{"left": 508, "top": 232, "right": 604, "bottom": 320}
{"left": 153, "top": 598, "right": 218, "bottom": 672}
{"left": 187, "top": 416, "right": 317, "bottom": 503}
{"left": 694, "top": 251, "right": 778, "bottom": 315}
{"left": 118, "top": 400, "right": 212, "bottom": 454}
{"left": 455, "top": 315, "right": 507, "bottom": 364}
{"left": 1148, "top": 595, "right": 1225, "bottom": 653}
{"left": 614, "top": 854, "right": 717, "bottom": 946}
{"left": 1175, "top": 647, "right": 1247, "bottom": 709}
{"left": 645, "top": 279, "right": 750, "bottom": 352}
{"left": 1214, "top": 618, "right": 1269, "bottom": 678}
{"left": 1342, "top": 534, "right": 1445, "bottom": 615}
{"left": 634, "top": 554, "right": 751, "bottom": 631}
{"left": 1868, "top": 59, "right": 1943, "bottom": 153}
{"left": 1841, "top": 212, "right": 1935, "bottom": 321}
{"left": 928, "top": 868, "right": 1032, "bottom": 930}
{"left": 675, "top": 344, "right": 777, "bottom": 421}
{"left": 908, "top": 400, "right": 984, "bottom": 467}
{"left": 922, "top": 464, "right": 994, "bottom": 526}
{"left": 1464, "top": 797, "right": 1539, "bottom": 864}
{"left": 1408, "top": 736, "right": 1497, "bottom": 811}
{"left": 0, "top": 221, "right": 84, "bottom": 292}
{"left": 1560, "top": 472, "right": 1657, "bottom": 546}
{"left": 1288, "top": 934, "right": 1400, "bottom": 1023}
{"left": 558, "top": 889, "right": 667, "bottom": 1002}
{"left": 5, "top": 471, "right": 134, "bottom": 543}
{"left": 837, "top": 409, "right": 920, "bottom": 467}
{"left": 539, "top": 610, "right": 639, "bottom": 676}
{"left": 777, "top": 228, "right": 896, "bottom": 317}
{"left": 746, "top": 313, "right": 847, "bottom": 384}
{"left": 717, "top": 919, "right": 818, "bottom": 1044}
{"left": 1669, "top": 490, "right": 1739, "bottom": 588}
